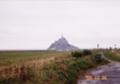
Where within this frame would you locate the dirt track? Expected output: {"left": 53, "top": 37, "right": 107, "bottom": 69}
{"left": 77, "top": 62, "right": 120, "bottom": 84}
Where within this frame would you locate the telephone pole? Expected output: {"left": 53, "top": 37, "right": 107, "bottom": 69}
{"left": 97, "top": 44, "right": 100, "bottom": 49}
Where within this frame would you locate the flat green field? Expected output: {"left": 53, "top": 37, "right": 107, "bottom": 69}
{"left": 104, "top": 50, "right": 120, "bottom": 62}
{"left": 0, "top": 50, "right": 68, "bottom": 67}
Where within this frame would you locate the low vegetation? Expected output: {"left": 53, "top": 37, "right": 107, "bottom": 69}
{"left": 71, "top": 49, "right": 92, "bottom": 58}
{"left": 104, "top": 50, "right": 120, "bottom": 62}
{"left": 0, "top": 50, "right": 109, "bottom": 84}
{"left": 0, "top": 51, "right": 63, "bottom": 67}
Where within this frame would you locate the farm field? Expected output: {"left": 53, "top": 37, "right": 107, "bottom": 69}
{"left": 0, "top": 50, "right": 67, "bottom": 67}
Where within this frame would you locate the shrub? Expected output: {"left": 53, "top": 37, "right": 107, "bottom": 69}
{"left": 71, "top": 50, "right": 92, "bottom": 59}
{"left": 71, "top": 51, "right": 82, "bottom": 58}
{"left": 82, "top": 49, "right": 92, "bottom": 56}
{"left": 94, "top": 53, "right": 103, "bottom": 63}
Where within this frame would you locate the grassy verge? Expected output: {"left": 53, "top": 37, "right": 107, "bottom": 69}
{"left": 104, "top": 50, "right": 120, "bottom": 62}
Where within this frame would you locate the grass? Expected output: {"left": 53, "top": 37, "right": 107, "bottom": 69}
{"left": 104, "top": 50, "right": 120, "bottom": 62}
{"left": 0, "top": 50, "right": 109, "bottom": 84}
{"left": 0, "top": 51, "right": 67, "bottom": 66}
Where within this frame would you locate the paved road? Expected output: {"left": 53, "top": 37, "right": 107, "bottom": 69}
{"left": 77, "top": 62, "right": 120, "bottom": 84}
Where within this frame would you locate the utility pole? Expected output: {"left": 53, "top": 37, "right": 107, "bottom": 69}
{"left": 97, "top": 44, "right": 100, "bottom": 49}
{"left": 114, "top": 44, "right": 117, "bottom": 50}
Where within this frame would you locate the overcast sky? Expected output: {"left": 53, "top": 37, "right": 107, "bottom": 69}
{"left": 0, "top": 0, "right": 120, "bottom": 50}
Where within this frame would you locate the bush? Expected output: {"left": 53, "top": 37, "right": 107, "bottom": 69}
{"left": 94, "top": 53, "right": 104, "bottom": 63}
{"left": 71, "top": 50, "right": 92, "bottom": 59}
{"left": 82, "top": 49, "right": 92, "bottom": 56}
{"left": 71, "top": 51, "right": 82, "bottom": 58}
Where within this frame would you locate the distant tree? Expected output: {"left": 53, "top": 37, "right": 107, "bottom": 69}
{"left": 82, "top": 49, "right": 92, "bottom": 56}
{"left": 71, "top": 51, "right": 82, "bottom": 58}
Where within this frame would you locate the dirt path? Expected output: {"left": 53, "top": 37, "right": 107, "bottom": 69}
{"left": 77, "top": 62, "right": 120, "bottom": 84}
